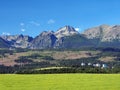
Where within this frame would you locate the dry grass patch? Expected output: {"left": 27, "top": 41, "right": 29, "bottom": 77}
{"left": 0, "top": 52, "right": 30, "bottom": 66}
{"left": 99, "top": 56, "right": 116, "bottom": 62}
{"left": 52, "top": 51, "right": 99, "bottom": 60}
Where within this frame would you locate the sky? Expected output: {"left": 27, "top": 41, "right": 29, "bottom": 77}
{"left": 0, "top": 0, "right": 120, "bottom": 37}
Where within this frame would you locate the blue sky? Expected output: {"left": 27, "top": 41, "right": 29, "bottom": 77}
{"left": 0, "top": 0, "right": 120, "bottom": 37}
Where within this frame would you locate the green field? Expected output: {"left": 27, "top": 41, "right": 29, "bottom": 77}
{"left": 0, "top": 74, "right": 120, "bottom": 90}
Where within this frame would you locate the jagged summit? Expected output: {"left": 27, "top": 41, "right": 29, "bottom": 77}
{"left": 1, "top": 35, "right": 33, "bottom": 48}
{"left": 40, "top": 31, "right": 54, "bottom": 36}
{"left": 55, "top": 25, "right": 79, "bottom": 38}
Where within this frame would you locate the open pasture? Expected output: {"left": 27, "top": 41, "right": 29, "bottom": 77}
{"left": 0, "top": 74, "right": 120, "bottom": 90}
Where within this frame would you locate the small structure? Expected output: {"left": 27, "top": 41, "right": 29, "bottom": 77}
{"left": 81, "top": 63, "right": 85, "bottom": 66}
{"left": 102, "top": 64, "right": 107, "bottom": 68}
{"left": 88, "top": 63, "right": 92, "bottom": 66}
{"left": 93, "top": 63, "right": 101, "bottom": 67}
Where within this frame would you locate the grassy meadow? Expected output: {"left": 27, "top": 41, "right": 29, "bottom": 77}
{"left": 0, "top": 74, "right": 120, "bottom": 90}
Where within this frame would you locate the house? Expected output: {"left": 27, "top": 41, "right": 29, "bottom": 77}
{"left": 93, "top": 63, "right": 101, "bottom": 67}
{"left": 81, "top": 63, "right": 85, "bottom": 66}
{"left": 102, "top": 64, "right": 107, "bottom": 68}
{"left": 88, "top": 63, "right": 92, "bottom": 66}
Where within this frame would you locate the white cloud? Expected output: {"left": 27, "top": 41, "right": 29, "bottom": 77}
{"left": 21, "top": 28, "right": 26, "bottom": 32}
{"left": 29, "top": 21, "right": 40, "bottom": 26}
{"left": 2, "top": 32, "right": 10, "bottom": 35}
{"left": 47, "top": 19, "right": 55, "bottom": 24}
{"left": 20, "top": 22, "right": 25, "bottom": 26}
{"left": 75, "top": 28, "right": 80, "bottom": 32}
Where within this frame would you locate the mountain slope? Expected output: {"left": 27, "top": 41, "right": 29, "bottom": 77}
{"left": 83, "top": 24, "right": 120, "bottom": 42}
{"left": 57, "top": 34, "right": 94, "bottom": 49}
{"left": 83, "top": 24, "right": 110, "bottom": 39}
{"left": 102, "top": 25, "right": 120, "bottom": 42}
{"left": 30, "top": 26, "right": 80, "bottom": 49}
{"left": 0, "top": 37, "right": 10, "bottom": 48}
{"left": 30, "top": 31, "right": 57, "bottom": 49}
{"left": 1, "top": 34, "right": 33, "bottom": 48}
{"left": 83, "top": 24, "right": 120, "bottom": 47}
{"left": 54, "top": 26, "right": 80, "bottom": 48}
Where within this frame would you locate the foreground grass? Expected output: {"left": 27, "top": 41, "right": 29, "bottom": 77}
{"left": 0, "top": 74, "right": 120, "bottom": 90}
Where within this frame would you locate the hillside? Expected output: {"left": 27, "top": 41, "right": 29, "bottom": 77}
{"left": 0, "top": 47, "right": 120, "bottom": 73}
{"left": 83, "top": 24, "right": 120, "bottom": 47}
{"left": 0, "top": 37, "right": 10, "bottom": 48}
{"left": 1, "top": 34, "right": 33, "bottom": 48}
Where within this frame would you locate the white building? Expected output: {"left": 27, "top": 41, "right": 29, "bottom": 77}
{"left": 102, "top": 64, "right": 107, "bottom": 68}
{"left": 88, "top": 63, "right": 92, "bottom": 66}
{"left": 93, "top": 63, "right": 101, "bottom": 67}
{"left": 81, "top": 63, "right": 85, "bottom": 66}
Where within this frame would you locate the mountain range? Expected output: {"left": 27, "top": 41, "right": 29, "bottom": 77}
{"left": 0, "top": 24, "right": 120, "bottom": 49}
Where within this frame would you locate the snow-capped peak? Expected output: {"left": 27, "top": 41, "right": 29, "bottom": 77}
{"left": 55, "top": 25, "right": 79, "bottom": 38}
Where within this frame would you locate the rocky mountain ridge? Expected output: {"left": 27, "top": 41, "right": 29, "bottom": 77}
{"left": 29, "top": 31, "right": 57, "bottom": 49}
{"left": 0, "top": 25, "right": 120, "bottom": 49}
{"left": 83, "top": 24, "right": 120, "bottom": 42}
{"left": 1, "top": 34, "right": 33, "bottom": 48}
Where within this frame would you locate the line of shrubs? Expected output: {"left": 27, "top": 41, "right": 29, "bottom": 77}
{"left": 15, "top": 67, "right": 120, "bottom": 74}
{"left": 0, "top": 65, "right": 120, "bottom": 74}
